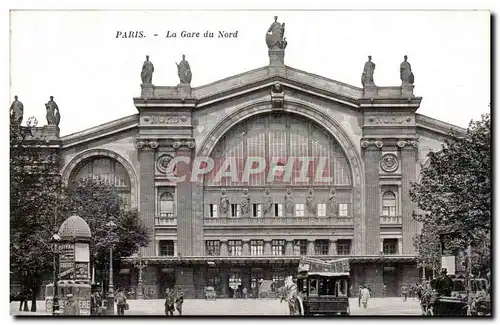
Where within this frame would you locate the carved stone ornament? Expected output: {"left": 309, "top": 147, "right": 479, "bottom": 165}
{"left": 271, "top": 83, "right": 285, "bottom": 110}
{"left": 361, "top": 139, "right": 384, "bottom": 149}
{"left": 149, "top": 141, "right": 159, "bottom": 149}
{"left": 397, "top": 139, "right": 419, "bottom": 148}
{"left": 136, "top": 140, "right": 159, "bottom": 149}
{"left": 157, "top": 154, "right": 175, "bottom": 173}
{"left": 186, "top": 141, "right": 195, "bottom": 149}
{"left": 380, "top": 153, "right": 399, "bottom": 173}
{"left": 136, "top": 141, "right": 146, "bottom": 149}
{"left": 173, "top": 141, "right": 182, "bottom": 149}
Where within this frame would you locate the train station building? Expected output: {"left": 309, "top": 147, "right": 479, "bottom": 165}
{"left": 26, "top": 19, "right": 465, "bottom": 299}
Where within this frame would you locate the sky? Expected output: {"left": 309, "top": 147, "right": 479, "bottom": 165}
{"left": 9, "top": 10, "right": 490, "bottom": 136}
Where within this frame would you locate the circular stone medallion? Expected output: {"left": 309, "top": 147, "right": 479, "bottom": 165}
{"left": 380, "top": 153, "right": 399, "bottom": 173}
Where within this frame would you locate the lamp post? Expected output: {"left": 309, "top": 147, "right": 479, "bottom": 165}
{"left": 133, "top": 251, "right": 148, "bottom": 299}
{"left": 50, "top": 233, "right": 61, "bottom": 316}
{"left": 106, "top": 220, "right": 117, "bottom": 315}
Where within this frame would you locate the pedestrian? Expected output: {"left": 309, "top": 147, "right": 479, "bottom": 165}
{"left": 367, "top": 284, "right": 373, "bottom": 298}
{"left": 64, "top": 294, "right": 80, "bottom": 316}
{"left": 114, "top": 288, "right": 127, "bottom": 316}
{"left": 357, "top": 286, "right": 363, "bottom": 307}
{"left": 242, "top": 287, "right": 248, "bottom": 300}
{"left": 383, "top": 284, "right": 388, "bottom": 298}
{"left": 164, "top": 288, "right": 175, "bottom": 316}
{"left": 175, "top": 287, "right": 184, "bottom": 316}
{"left": 401, "top": 284, "right": 408, "bottom": 302}
{"left": 360, "top": 286, "right": 370, "bottom": 308}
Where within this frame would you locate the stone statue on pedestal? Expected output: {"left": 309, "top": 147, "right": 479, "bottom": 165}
{"left": 10, "top": 95, "right": 24, "bottom": 125}
{"left": 327, "top": 187, "right": 338, "bottom": 217}
{"left": 266, "top": 16, "right": 287, "bottom": 50}
{"left": 263, "top": 188, "right": 273, "bottom": 217}
{"left": 45, "top": 96, "right": 60, "bottom": 126}
{"left": 240, "top": 189, "right": 251, "bottom": 217}
{"left": 305, "top": 189, "right": 316, "bottom": 217}
{"left": 219, "top": 189, "right": 230, "bottom": 217}
{"left": 141, "top": 55, "right": 154, "bottom": 84}
{"left": 400, "top": 55, "right": 415, "bottom": 86}
{"left": 361, "top": 56, "right": 376, "bottom": 87}
{"left": 176, "top": 54, "right": 192, "bottom": 85}
{"left": 284, "top": 188, "right": 294, "bottom": 217}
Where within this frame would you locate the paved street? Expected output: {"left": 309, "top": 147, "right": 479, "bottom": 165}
{"left": 11, "top": 297, "right": 422, "bottom": 316}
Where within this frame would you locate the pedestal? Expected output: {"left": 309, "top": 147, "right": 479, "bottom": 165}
{"left": 140, "top": 83, "right": 154, "bottom": 98}
{"left": 363, "top": 85, "right": 377, "bottom": 98}
{"left": 268, "top": 49, "right": 285, "bottom": 66}
{"left": 400, "top": 84, "right": 414, "bottom": 97}
{"left": 177, "top": 84, "right": 192, "bottom": 99}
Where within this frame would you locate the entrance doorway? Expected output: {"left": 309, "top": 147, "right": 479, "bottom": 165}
{"left": 383, "top": 266, "right": 398, "bottom": 297}
{"left": 158, "top": 268, "right": 176, "bottom": 299}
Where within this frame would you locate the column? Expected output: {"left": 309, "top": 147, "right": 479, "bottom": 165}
{"left": 380, "top": 239, "right": 384, "bottom": 254}
{"left": 173, "top": 240, "right": 178, "bottom": 256}
{"left": 242, "top": 241, "right": 250, "bottom": 256}
{"left": 398, "top": 238, "right": 403, "bottom": 255}
{"left": 401, "top": 142, "right": 418, "bottom": 254}
{"left": 328, "top": 240, "right": 337, "bottom": 256}
{"left": 285, "top": 241, "right": 294, "bottom": 256}
{"left": 155, "top": 241, "right": 160, "bottom": 256}
{"left": 176, "top": 147, "right": 193, "bottom": 256}
{"left": 307, "top": 240, "right": 315, "bottom": 256}
{"left": 363, "top": 141, "right": 382, "bottom": 255}
{"left": 220, "top": 240, "right": 228, "bottom": 257}
{"left": 138, "top": 143, "right": 156, "bottom": 256}
{"left": 264, "top": 241, "right": 272, "bottom": 256}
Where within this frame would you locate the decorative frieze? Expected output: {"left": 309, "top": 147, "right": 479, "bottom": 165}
{"left": 361, "top": 138, "right": 419, "bottom": 149}
{"left": 136, "top": 138, "right": 196, "bottom": 150}
{"left": 367, "top": 115, "right": 413, "bottom": 125}
{"left": 143, "top": 115, "right": 189, "bottom": 124}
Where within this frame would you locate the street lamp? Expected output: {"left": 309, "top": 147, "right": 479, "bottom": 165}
{"left": 106, "top": 220, "right": 117, "bottom": 315}
{"left": 50, "top": 233, "right": 61, "bottom": 316}
{"left": 133, "top": 251, "right": 148, "bottom": 299}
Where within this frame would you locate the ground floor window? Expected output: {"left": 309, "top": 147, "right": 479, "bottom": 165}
{"left": 205, "top": 240, "right": 220, "bottom": 256}
{"left": 336, "top": 239, "right": 352, "bottom": 255}
{"left": 271, "top": 240, "right": 285, "bottom": 256}
{"left": 159, "top": 240, "right": 175, "bottom": 256}
{"left": 383, "top": 238, "right": 398, "bottom": 254}
{"left": 314, "top": 239, "right": 329, "bottom": 255}
{"left": 228, "top": 240, "right": 242, "bottom": 256}
{"left": 293, "top": 239, "right": 308, "bottom": 256}
{"left": 250, "top": 240, "right": 264, "bottom": 256}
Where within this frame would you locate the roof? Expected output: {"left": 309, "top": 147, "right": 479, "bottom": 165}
{"left": 58, "top": 215, "right": 92, "bottom": 239}
{"left": 307, "top": 272, "right": 350, "bottom": 277}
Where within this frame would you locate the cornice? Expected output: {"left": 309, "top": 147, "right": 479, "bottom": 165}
{"left": 416, "top": 113, "right": 467, "bottom": 136}
{"left": 61, "top": 114, "right": 138, "bottom": 148}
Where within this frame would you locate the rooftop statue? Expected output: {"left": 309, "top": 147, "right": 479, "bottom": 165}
{"left": 400, "top": 55, "right": 415, "bottom": 86}
{"left": 176, "top": 54, "right": 192, "bottom": 85}
{"left": 266, "top": 16, "right": 287, "bottom": 50}
{"left": 45, "top": 96, "right": 60, "bottom": 127}
{"left": 141, "top": 55, "right": 154, "bottom": 84}
{"left": 10, "top": 95, "right": 24, "bottom": 125}
{"left": 361, "top": 56, "right": 376, "bottom": 87}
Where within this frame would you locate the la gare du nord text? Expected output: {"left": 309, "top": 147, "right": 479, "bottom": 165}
{"left": 161, "top": 156, "right": 335, "bottom": 184}
{"left": 115, "top": 30, "right": 239, "bottom": 38}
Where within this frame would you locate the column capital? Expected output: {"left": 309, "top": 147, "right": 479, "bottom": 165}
{"left": 136, "top": 139, "right": 159, "bottom": 150}
{"left": 360, "top": 138, "right": 384, "bottom": 149}
{"left": 397, "top": 138, "right": 419, "bottom": 148}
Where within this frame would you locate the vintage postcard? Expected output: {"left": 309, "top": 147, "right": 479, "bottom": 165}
{"left": 9, "top": 8, "right": 491, "bottom": 317}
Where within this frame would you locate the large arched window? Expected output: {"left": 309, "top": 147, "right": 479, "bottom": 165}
{"left": 382, "top": 191, "right": 397, "bottom": 216}
{"left": 205, "top": 113, "right": 352, "bottom": 187}
{"left": 71, "top": 156, "right": 131, "bottom": 209}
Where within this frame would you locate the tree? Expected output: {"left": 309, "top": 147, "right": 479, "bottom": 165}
{"left": 413, "top": 221, "right": 441, "bottom": 276}
{"left": 410, "top": 114, "right": 491, "bottom": 275}
{"left": 59, "top": 177, "right": 149, "bottom": 284}
{"left": 10, "top": 114, "right": 62, "bottom": 311}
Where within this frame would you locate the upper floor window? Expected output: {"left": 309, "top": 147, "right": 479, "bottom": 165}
{"left": 295, "top": 204, "right": 305, "bottom": 217}
{"left": 209, "top": 204, "right": 218, "bottom": 218}
{"left": 230, "top": 204, "right": 240, "bottom": 218}
{"left": 383, "top": 238, "right": 399, "bottom": 255}
{"left": 205, "top": 240, "right": 220, "bottom": 256}
{"left": 250, "top": 240, "right": 264, "bottom": 256}
{"left": 159, "top": 240, "right": 175, "bottom": 256}
{"left": 159, "top": 192, "right": 175, "bottom": 218}
{"left": 382, "top": 191, "right": 397, "bottom": 216}
{"left": 274, "top": 204, "right": 283, "bottom": 217}
{"left": 336, "top": 239, "right": 352, "bottom": 255}
{"left": 317, "top": 203, "right": 326, "bottom": 217}
{"left": 228, "top": 240, "right": 242, "bottom": 256}
{"left": 339, "top": 203, "right": 349, "bottom": 217}
{"left": 314, "top": 239, "right": 329, "bottom": 255}
{"left": 293, "top": 239, "right": 308, "bottom": 256}
{"left": 271, "top": 240, "right": 285, "bottom": 256}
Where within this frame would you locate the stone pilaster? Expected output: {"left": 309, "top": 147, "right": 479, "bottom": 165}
{"left": 328, "top": 240, "right": 337, "bottom": 256}
{"left": 285, "top": 241, "right": 294, "bottom": 256}
{"left": 264, "top": 241, "right": 272, "bottom": 256}
{"left": 361, "top": 139, "right": 383, "bottom": 255}
{"left": 242, "top": 241, "right": 250, "bottom": 256}
{"left": 137, "top": 140, "right": 158, "bottom": 256}
{"left": 220, "top": 240, "right": 228, "bottom": 257}
{"left": 399, "top": 140, "right": 419, "bottom": 254}
{"left": 307, "top": 240, "right": 315, "bottom": 256}
{"left": 176, "top": 147, "right": 193, "bottom": 256}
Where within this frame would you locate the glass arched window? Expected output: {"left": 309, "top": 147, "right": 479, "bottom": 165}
{"left": 382, "top": 191, "right": 397, "bottom": 216}
{"left": 72, "top": 156, "right": 131, "bottom": 209}
{"left": 159, "top": 192, "right": 175, "bottom": 219}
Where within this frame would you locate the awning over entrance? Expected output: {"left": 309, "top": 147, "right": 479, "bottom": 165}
{"left": 121, "top": 255, "right": 417, "bottom": 266}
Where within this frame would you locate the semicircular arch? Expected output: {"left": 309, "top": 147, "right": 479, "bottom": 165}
{"left": 61, "top": 148, "right": 138, "bottom": 209}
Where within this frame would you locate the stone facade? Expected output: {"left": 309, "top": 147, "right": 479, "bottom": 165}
{"left": 48, "top": 43, "right": 467, "bottom": 300}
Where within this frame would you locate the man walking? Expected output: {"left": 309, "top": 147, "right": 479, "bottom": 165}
{"left": 360, "top": 286, "right": 370, "bottom": 308}
{"left": 164, "top": 288, "right": 175, "bottom": 316}
{"left": 175, "top": 287, "right": 184, "bottom": 316}
{"left": 401, "top": 284, "right": 408, "bottom": 302}
{"left": 115, "top": 288, "right": 127, "bottom": 315}
{"left": 357, "top": 286, "right": 363, "bottom": 307}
